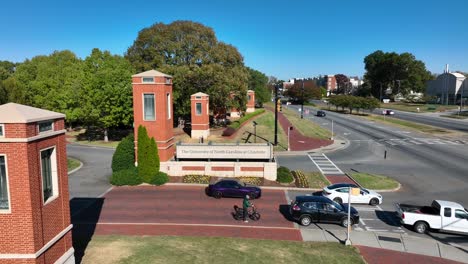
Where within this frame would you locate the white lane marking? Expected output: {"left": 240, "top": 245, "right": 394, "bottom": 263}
{"left": 307, "top": 154, "right": 344, "bottom": 175}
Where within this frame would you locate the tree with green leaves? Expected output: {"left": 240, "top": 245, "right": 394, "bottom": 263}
{"left": 82, "top": 48, "right": 135, "bottom": 141}
{"left": 8, "top": 51, "right": 84, "bottom": 124}
{"left": 247, "top": 67, "right": 270, "bottom": 104}
{"left": 125, "top": 21, "right": 249, "bottom": 119}
{"left": 284, "top": 80, "right": 321, "bottom": 102}
{"left": 364, "top": 50, "right": 432, "bottom": 99}
{"left": 0, "top": 60, "right": 18, "bottom": 104}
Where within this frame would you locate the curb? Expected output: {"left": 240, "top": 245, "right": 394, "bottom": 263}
{"left": 68, "top": 159, "right": 83, "bottom": 175}
{"left": 68, "top": 142, "right": 117, "bottom": 150}
{"left": 373, "top": 182, "right": 402, "bottom": 193}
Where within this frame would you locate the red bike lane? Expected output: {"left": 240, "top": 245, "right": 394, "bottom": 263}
{"left": 73, "top": 185, "right": 302, "bottom": 241}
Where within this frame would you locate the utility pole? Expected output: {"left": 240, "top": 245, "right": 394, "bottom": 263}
{"left": 274, "top": 84, "right": 278, "bottom": 145}
{"left": 301, "top": 81, "right": 304, "bottom": 119}
{"left": 379, "top": 83, "right": 383, "bottom": 102}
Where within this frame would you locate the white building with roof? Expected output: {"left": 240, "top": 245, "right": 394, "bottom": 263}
{"left": 426, "top": 72, "right": 466, "bottom": 104}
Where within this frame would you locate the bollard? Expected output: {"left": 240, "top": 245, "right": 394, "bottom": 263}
{"left": 384, "top": 150, "right": 387, "bottom": 159}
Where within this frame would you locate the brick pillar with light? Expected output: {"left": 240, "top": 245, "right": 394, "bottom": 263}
{"left": 190, "top": 92, "right": 210, "bottom": 140}
{"left": 0, "top": 103, "right": 74, "bottom": 264}
{"left": 132, "top": 70, "right": 175, "bottom": 162}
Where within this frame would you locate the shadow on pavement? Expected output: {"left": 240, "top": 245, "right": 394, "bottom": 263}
{"left": 374, "top": 210, "right": 402, "bottom": 227}
{"left": 278, "top": 204, "right": 295, "bottom": 222}
{"left": 70, "top": 198, "right": 104, "bottom": 264}
{"left": 425, "top": 232, "right": 468, "bottom": 255}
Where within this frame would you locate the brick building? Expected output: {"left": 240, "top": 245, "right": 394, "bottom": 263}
{"left": 132, "top": 70, "right": 175, "bottom": 162}
{"left": 0, "top": 103, "right": 74, "bottom": 264}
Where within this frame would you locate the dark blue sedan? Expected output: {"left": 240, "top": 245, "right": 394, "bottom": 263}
{"left": 206, "top": 179, "right": 262, "bottom": 199}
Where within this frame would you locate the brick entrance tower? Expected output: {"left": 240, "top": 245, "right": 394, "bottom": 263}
{"left": 190, "top": 92, "right": 210, "bottom": 140}
{"left": 246, "top": 90, "right": 255, "bottom": 113}
{"left": 132, "top": 70, "right": 175, "bottom": 162}
{"left": 0, "top": 103, "right": 74, "bottom": 264}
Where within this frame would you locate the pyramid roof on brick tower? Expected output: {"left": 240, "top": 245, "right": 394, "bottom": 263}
{"left": 132, "top": 69, "right": 172, "bottom": 78}
{"left": 0, "top": 102, "right": 65, "bottom": 123}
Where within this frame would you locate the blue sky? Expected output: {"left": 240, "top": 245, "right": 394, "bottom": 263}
{"left": 1, "top": 0, "right": 467, "bottom": 80}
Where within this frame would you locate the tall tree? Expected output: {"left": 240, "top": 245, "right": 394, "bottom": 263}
{"left": 11, "top": 51, "right": 84, "bottom": 125}
{"left": 126, "top": 21, "right": 249, "bottom": 118}
{"left": 247, "top": 67, "right": 270, "bottom": 104}
{"left": 0, "top": 60, "right": 18, "bottom": 104}
{"left": 82, "top": 48, "right": 135, "bottom": 141}
{"left": 334, "top": 74, "right": 349, "bottom": 94}
{"left": 364, "top": 50, "right": 432, "bottom": 99}
{"left": 284, "top": 80, "right": 321, "bottom": 102}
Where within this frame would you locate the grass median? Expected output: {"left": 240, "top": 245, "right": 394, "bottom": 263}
{"left": 350, "top": 172, "right": 399, "bottom": 190}
{"left": 366, "top": 115, "right": 449, "bottom": 134}
{"left": 67, "top": 158, "right": 81, "bottom": 171}
{"left": 82, "top": 235, "right": 364, "bottom": 264}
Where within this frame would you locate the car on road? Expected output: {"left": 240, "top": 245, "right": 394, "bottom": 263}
{"left": 206, "top": 179, "right": 261, "bottom": 199}
{"left": 317, "top": 110, "right": 326, "bottom": 117}
{"left": 396, "top": 200, "right": 468, "bottom": 234}
{"left": 322, "top": 183, "right": 383, "bottom": 205}
{"left": 382, "top": 109, "right": 395, "bottom": 115}
{"left": 290, "top": 195, "right": 359, "bottom": 227}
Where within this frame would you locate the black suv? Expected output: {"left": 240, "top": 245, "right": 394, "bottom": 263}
{"left": 317, "top": 110, "right": 326, "bottom": 117}
{"left": 290, "top": 196, "right": 359, "bottom": 227}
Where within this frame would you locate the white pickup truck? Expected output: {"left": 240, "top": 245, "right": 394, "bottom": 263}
{"left": 396, "top": 200, "right": 468, "bottom": 234}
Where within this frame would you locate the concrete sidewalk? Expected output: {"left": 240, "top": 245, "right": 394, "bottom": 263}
{"left": 301, "top": 229, "right": 468, "bottom": 263}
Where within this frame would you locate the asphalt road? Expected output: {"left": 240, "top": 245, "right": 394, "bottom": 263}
{"left": 279, "top": 105, "right": 468, "bottom": 245}
{"left": 67, "top": 144, "right": 114, "bottom": 199}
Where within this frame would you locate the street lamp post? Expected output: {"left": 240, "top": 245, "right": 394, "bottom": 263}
{"left": 301, "top": 81, "right": 304, "bottom": 119}
{"left": 274, "top": 84, "right": 278, "bottom": 145}
{"left": 252, "top": 121, "right": 257, "bottom": 143}
{"left": 379, "top": 83, "right": 383, "bottom": 102}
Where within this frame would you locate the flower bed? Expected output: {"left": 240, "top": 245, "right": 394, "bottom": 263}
{"left": 292, "top": 170, "right": 309, "bottom": 188}
{"left": 182, "top": 175, "right": 211, "bottom": 184}
{"left": 237, "top": 176, "right": 262, "bottom": 186}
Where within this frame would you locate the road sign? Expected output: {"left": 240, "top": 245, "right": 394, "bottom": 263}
{"left": 351, "top": 188, "right": 360, "bottom": 196}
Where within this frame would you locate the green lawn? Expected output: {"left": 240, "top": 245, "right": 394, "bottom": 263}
{"left": 82, "top": 236, "right": 364, "bottom": 264}
{"left": 304, "top": 171, "right": 330, "bottom": 189}
{"left": 365, "top": 115, "right": 449, "bottom": 134}
{"left": 351, "top": 172, "right": 399, "bottom": 190}
{"left": 240, "top": 110, "right": 289, "bottom": 151}
{"left": 67, "top": 158, "right": 81, "bottom": 171}
{"left": 280, "top": 107, "right": 332, "bottom": 139}
{"left": 381, "top": 102, "right": 459, "bottom": 113}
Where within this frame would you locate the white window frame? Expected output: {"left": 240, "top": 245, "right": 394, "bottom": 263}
{"left": 165, "top": 77, "right": 171, "bottom": 84}
{"left": 0, "top": 154, "right": 11, "bottom": 213}
{"left": 40, "top": 146, "right": 59, "bottom": 205}
{"left": 0, "top": 124, "right": 4, "bottom": 137}
{"left": 166, "top": 93, "right": 171, "bottom": 120}
{"left": 142, "top": 77, "right": 155, "bottom": 83}
{"left": 38, "top": 120, "right": 54, "bottom": 134}
{"left": 196, "top": 102, "right": 202, "bottom": 115}
{"left": 143, "top": 93, "right": 156, "bottom": 121}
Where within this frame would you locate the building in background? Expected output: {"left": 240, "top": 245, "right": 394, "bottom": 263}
{"left": 426, "top": 72, "right": 466, "bottom": 105}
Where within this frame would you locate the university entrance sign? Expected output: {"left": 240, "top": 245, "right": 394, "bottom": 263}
{"left": 176, "top": 143, "right": 273, "bottom": 160}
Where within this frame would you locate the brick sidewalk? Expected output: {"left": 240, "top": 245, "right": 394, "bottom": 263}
{"left": 266, "top": 106, "right": 333, "bottom": 151}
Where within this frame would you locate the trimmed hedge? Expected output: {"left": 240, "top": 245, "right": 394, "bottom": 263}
{"left": 228, "top": 109, "right": 265, "bottom": 130}
{"left": 110, "top": 167, "right": 142, "bottom": 186}
{"left": 222, "top": 109, "right": 265, "bottom": 136}
{"left": 151, "top": 171, "right": 169, "bottom": 186}
{"left": 277, "top": 166, "right": 294, "bottom": 183}
{"left": 111, "top": 134, "right": 135, "bottom": 172}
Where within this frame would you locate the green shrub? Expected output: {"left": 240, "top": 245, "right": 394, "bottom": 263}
{"left": 228, "top": 109, "right": 265, "bottom": 129}
{"left": 111, "top": 134, "right": 135, "bottom": 172}
{"left": 110, "top": 167, "right": 142, "bottom": 186}
{"left": 151, "top": 171, "right": 169, "bottom": 186}
{"left": 277, "top": 166, "right": 294, "bottom": 183}
{"left": 137, "top": 126, "right": 159, "bottom": 183}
